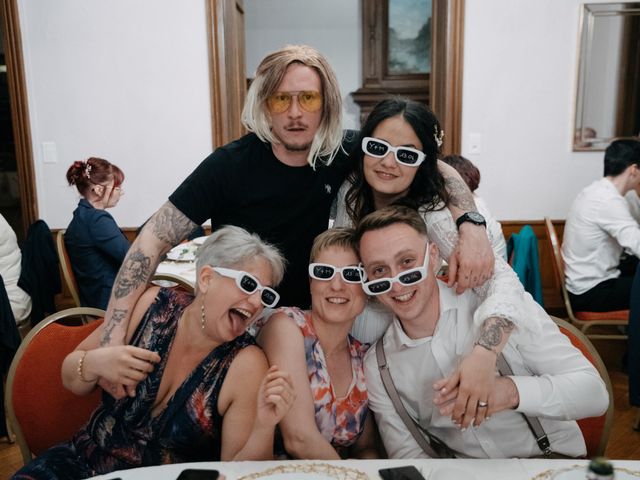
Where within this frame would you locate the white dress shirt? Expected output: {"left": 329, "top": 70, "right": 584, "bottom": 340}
{"left": 334, "top": 181, "right": 532, "bottom": 345}
{"left": 562, "top": 178, "right": 640, "bottom": 294}
{"left": 0, "top": 214, "right": 31, "bottom": 324}
{"left": 363, "top": 280, "right": 609, "bottom": 459}
{"left": 625, "top": 189, "right": 640, "bottom": 224}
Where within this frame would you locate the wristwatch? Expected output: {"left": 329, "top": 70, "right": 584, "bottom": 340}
{"left": 455, "top": 211, "right": 487, "bottom": 230}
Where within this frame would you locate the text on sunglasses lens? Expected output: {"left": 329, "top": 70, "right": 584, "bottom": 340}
{"left": 213, "top": 267, "right": 280, "bottom": 307}
{"left": 308, "top": 263, "right": 363, "bottom": 283}
{"left": 361, "top": 137, "right": 426, "bottom": 167}
{"left": 362, "top": 245, "right": 430, "bottom": 295}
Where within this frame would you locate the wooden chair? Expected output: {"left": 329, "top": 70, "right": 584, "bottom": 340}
{"left": 544, "top": 217, "right": 628, "bottom": 340}
{"left": 4, "top": 307, "right": 105, "bottom": 465}
{"left": 55, "top": 230, "right": 81, "bottom": 308}
{"left": 151, "top": 272, "right": 195, "bottom": 295}
{"left": 551, "top": 316, "right": 614, "bottom": 457}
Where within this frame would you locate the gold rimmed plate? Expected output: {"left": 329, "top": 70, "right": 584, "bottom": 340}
{"left": 533, "top": 464, "right": 640, "bottom": 480}
{"left": 237, "top": 463, "right": 368, "bottom": 480}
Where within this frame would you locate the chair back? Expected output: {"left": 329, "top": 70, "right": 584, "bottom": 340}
{"left": 543, "top": 217, "right": 628, "bottom": 339}
{"left": 551, "top": 316, "right": 614, "bottom": 457}
{"left": 4, "top": 307, "right": 105, "bottom": 465}
{"left": 151, "top": 272, "right": 195, "bottom": 295}
{"left": 56, "top": 230, "right": 81, "bottom": 307}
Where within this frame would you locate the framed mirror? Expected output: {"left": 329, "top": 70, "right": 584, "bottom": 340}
{"left": 574, "top": 3, "right": 640, "bottom": 151}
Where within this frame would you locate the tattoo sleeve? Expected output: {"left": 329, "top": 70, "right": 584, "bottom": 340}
{"left": 475, "top": 317, "right": 515, "bottom": 353}
{"left": 149, "top": 201, "right": 198, "bottom": 245}
{"left": 443, "top": 174, "right": 478, "bottom": 213}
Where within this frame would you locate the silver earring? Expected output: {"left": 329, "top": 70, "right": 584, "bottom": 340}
{"left": 200, "top": 303, "right": 206, "bottom": 330}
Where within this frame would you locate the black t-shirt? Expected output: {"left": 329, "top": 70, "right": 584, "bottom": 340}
{"left": 169, "top": 131, "right": 358, "bottom": 308}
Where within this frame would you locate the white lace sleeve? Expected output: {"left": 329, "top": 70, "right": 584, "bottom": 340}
{"left": 422, "top": 206, "right": 539, "bottom": 335}
{"left": 333, "top": 181, "right": 354, "bottom": 228}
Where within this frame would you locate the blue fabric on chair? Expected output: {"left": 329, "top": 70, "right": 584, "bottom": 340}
{"left": 507, "top": 225, "right": 544, "bottom": 306}
{"left": 18, "top": 220, "right": 61, "bottom": 326}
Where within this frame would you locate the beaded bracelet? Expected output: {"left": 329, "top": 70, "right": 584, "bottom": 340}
{"left": 77, "top": 351, "right": 94, "bottom": 382}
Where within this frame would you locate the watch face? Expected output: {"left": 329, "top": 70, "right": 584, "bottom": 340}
{"left": 467, "top": 211, "right": 485, "bottom": 223}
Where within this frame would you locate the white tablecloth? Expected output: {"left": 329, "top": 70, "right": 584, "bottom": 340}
{"left": 90, "top": 458, "right": 640, "bottom": 480}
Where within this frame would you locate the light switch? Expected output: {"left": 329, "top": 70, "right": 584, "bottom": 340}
{"left": 469, "top": 133, "right": 482, "bottom": 155}
{"left": 42, "top": 142, "right": 58, "bottom": 164}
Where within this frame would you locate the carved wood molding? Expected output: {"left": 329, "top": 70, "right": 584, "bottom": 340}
{"left": 1, "top": 0, "right": 38, "bottom": 234}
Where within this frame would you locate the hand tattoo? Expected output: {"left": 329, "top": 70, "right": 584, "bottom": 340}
{"left": 475, "top": 317, "right": 515, "bottom": 353}
{"left": 112, "top": 249, "right": 152, "bottom": 299}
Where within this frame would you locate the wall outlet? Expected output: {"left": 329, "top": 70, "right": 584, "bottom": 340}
{"left": 42, "top": 142, "right": 58, "bottom": 164}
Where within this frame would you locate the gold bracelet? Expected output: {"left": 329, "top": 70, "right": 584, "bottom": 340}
{"left": 77, "top": 351, "right": 95, "bottom": 382}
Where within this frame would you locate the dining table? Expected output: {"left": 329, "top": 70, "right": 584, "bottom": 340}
{"left": 89, "top": 458, "right": 640, "bottom": 480}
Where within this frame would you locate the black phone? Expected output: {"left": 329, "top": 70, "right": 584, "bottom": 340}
{"left": 176, "top": 469, "right": 220, "bottom": 480}
{"left": 378, "top": 465, "right": 426, "bottom": 480}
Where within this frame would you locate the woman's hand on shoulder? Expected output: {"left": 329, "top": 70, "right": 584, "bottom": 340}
{"left": 85, "top": 345, "right": 161, "bottom": 397}
{"left": 447, "top": 223, "right": 494, "bottom": 293}
{"left": 255, "top": 365, "right": 296, "bottom": 428}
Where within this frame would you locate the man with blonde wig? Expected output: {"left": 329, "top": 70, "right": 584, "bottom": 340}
{"left": 100, "top": 45, "right": 493, "bottom": 399}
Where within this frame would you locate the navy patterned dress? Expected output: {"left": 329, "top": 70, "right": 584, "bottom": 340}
{"left": 13, "top": 288, "right": 255, "bottom": 480}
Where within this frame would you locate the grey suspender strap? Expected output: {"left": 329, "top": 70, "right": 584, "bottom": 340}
{"left": 375, "top": 340, "right": 455, "bottom": 458}
{"left": 496, "top": 354, "right": 555, "bottom": 457}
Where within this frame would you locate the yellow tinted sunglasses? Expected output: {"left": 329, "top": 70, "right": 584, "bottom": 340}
{"left": 267, "top": 90, "right": 322, "bottom": 114}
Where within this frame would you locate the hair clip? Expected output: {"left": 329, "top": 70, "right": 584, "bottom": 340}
{"left": 434, "top": 125, "right": 444, "bottom": 148}
{"left": 84, "top": 163, "right": 92, "bottom": 179}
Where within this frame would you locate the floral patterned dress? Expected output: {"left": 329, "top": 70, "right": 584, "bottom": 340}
{"left": 13, "top": 288, "right": 254, "bottom": 480}
{"left": 268, "top": 307, "right": 369, "bottom": 451}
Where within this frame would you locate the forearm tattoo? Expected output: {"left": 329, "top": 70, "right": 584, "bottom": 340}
{"left": 444, "top": 174, "right": 478, "bottom": 212}
{"left": 475, "top": 317, "right": 515, "bottom": 353}
{"left": 101, "top": 308, "right": 128, "bottom": 346}
{"left": 149, "top": 202, "right": 197, "bottom": 245}
{"left": 112, "top": 248, "right": 153, "bottom": 299}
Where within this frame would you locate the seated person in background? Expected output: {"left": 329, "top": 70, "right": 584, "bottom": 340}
{"left": 626, "top": 183, "right": 640, "bottom": 224}
{"left": 65, "top": 158, "right": 130, "bottom": 310}
{"left": 357, "top": 205, "right": 609, "bottom": 459}
{"left": 0, "top": 213, "right": 32, "bottom": 325}
{"left": 256, "top": 228, "right": 377, "bottom": 459}
{"left": 441, "top": 154, "right": 507, "bottom": 261}
{"left": 13, "top": 226, "right": 295, "bottom": 480}
{"left": 562, "top": 139, "right": 640, "bottom": 312}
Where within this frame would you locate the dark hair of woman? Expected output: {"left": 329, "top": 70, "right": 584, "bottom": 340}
{"left": 345, "top": 98, "right": 449, "bottom": 224}
{"left": 66, "top": 157, "right": 124, "bottom": 201}
{"left": 441, "top": 154, "right": 481, "bottom": 192}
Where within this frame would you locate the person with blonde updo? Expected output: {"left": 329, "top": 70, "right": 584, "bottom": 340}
{"left": 65, "top": 157, "right": 129, "bottom": 309}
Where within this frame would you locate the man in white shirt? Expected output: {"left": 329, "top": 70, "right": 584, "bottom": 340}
{"left": 356, "top": 205, "right": 608, "bottom": 458}
{"left": 0, "top": 213, "right": 31, "bottom": 325}
{"left": 562, "top": 139, "right": 640, "bottom": 312}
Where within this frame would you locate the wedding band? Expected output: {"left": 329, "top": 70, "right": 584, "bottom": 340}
{"left": 478, "top": 401, "right": 488, "bottom": 408}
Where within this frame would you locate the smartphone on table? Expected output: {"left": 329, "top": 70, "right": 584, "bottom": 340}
{"left": 176, "top": 469, "right": 220, "bottom": 480}
{"left": 379, "top": 465, "right": 426, "bottom": 480}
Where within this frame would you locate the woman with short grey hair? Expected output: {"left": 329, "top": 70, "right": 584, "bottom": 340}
{"left": 14, "top": 225, "right": 294, "bottom": 479}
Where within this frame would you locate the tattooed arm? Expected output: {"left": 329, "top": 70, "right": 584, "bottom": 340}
{"left": 101, "top": 201, "right": 197, "bottom": 348}
{"left": 438, "top": 160, "right": 494, "bottom": 293}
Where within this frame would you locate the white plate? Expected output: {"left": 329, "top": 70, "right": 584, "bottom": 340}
{"left": 166, "top": 244, "right": 197, "bottom": 262}
{"left": 546, "top": 465, "right": 640, "bottom": 479}
{"left": 192, "top": 235, "right": 209, "bottom": 245}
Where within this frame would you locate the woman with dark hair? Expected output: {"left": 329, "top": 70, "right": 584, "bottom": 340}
{"left": 335, "top": 98, "right": 528, "bottom": 429}
{"left": 65, "top": 157, "right": 130, "bottom": 309}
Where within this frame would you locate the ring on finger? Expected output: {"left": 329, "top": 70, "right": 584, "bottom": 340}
{"left": 478, "top": 401, "right": 488, "bottom": 408}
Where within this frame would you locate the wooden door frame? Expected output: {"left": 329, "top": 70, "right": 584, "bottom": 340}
{"left": 1, "top": 0, "right": 37, "bottom": 236}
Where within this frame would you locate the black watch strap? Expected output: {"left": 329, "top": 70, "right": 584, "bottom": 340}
{"left": 455, "top": 211, "right": 487, "bottom": 230}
